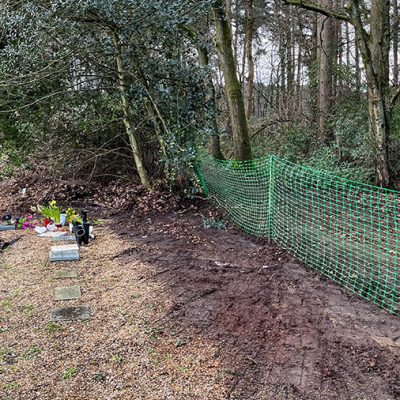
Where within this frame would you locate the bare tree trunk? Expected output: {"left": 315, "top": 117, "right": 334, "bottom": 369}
{"left": 225, "top": 0, "right": 233, "bottom": 24}
{"left": 245, "top": 0, "right": 255, "bottom": 117}
{"left": 296, "top": 44, "right": 303, "bottom": 112}
{"left": 333, "top": 0, "right": 341, "bottom": 97}
{"left": 317, "top": 1, "right": 334, "bottom": 143}
{"left": 111, "top": 30, "right": 151, "bottom": 189}
{"left": 286, "top": 14, "right": 294, "bottom": 113}
{"left": 354, "top": 29, "right": 361, "bottom": 94}
{"left": 279, "top": 40, "right": 286, "bottom": 115}
{"left": 212, "top": 0, "right": 252, "bottom": 160}
{"left": 352, "top": 0, "right": 391, "bottom": 186}
{"left": 345, "top": 21, "right": 352, "bottom": 92}
{"left": 309, "top": 16, "right": 319, "bottom": 121}
{"left": 393, "top": 0, "right": 399, "bottom": 84}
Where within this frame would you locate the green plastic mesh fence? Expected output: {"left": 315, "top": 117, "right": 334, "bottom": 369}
{"left": 196, "top": 155, "right": 400, "bottom": 316}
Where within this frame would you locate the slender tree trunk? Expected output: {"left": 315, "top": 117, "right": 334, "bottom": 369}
{"left": 345, "top": 21, "right": 352, "bottom": 92}
{"left": 286, "top": 15, "right": 294, "bottom": 114}
{"left": 225, "top": 0, "right": 233, "bottom": 24}
{"left": 345, "top": 21, "right": 350, "bottom": 67}
{"left": 309, "top": 16, "right": 319, "bottom": 121}
{"left": 111, "top": 30, "right": 151, "bottom": 189}
{"left": 143, "top": 98, "right": 170, "bottom": 176}
{"left": 393, "top": 0, "right": 399, "bottom": 84}
{"left": 317, "top": 1, "right": 334, "bottom": 143}
{"left": 245, "top": 0, "right": 255, "bottom": 117}
{"left": 212, "top": 0, "right": 252, "bottom": 160}
{"left": 197, "top": 43, "right": 225, "bottom": 159}
{"left": 354, "top": 30, "right": 361, "bottom": 94}
{"left": 296, "top": 44, "right": 303, "bottom": 112}
{"left": 333, "top": 1, "right": 341, "bottom": 97}
{"left": 279, "top": 40, "right": 286, "bottom": 115}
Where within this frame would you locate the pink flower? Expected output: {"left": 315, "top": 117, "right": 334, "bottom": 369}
{"left": 22, "top": 222, "right": 30, "bottom": 230}
{"left": 26, "top": 215, "right": 33, "bottom": 221}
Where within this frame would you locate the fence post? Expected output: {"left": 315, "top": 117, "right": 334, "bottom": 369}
{"left": 193, "top": 162, "right": 209, "bottom": 197}
{"left": 268, "top": 155, "right": 276, "bottom": 240}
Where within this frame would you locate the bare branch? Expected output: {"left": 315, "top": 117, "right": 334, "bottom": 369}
{"left": 283, "top": 0, "right": 351, "bottom": 22}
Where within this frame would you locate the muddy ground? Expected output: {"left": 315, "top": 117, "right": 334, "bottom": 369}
{"left": 1, "top": 207, "right": 400, "bottom": 399}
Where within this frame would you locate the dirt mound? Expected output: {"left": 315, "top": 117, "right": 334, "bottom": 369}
{"left": 0, "top": 167, "right": 178, "bottom": 217}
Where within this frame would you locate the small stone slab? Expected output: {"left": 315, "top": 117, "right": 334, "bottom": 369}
{"left": 0, "top": 225, "right": 16, "bottom": 231}
{"left": 50, "top": 306, "right": 91, "bottom": 321}
{"left": 51, "top": 235, "right": 76, "bottom": 242}
{"left": 53, "top": 269, "right": 79, "bottom": 280}
{"left": 50, "top": 244, "right": 80, "bottom": 262}
{"left": 54, "top": 285, "right": 81, "bottom": 301}
{"left": 39, "top": 231, "right": 66, "bottom": 238}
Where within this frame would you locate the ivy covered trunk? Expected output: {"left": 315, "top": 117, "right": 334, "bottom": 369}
{"left": 212, "top": 0, "right": 252, "bottom": 161}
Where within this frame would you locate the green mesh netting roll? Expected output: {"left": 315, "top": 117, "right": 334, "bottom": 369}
{"left": 196, "top": 155, "right": 400, "bottom": 316}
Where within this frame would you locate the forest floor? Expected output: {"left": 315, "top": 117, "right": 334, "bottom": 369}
{"left": 1, "top": 205, "right": 400, "bottom": 400}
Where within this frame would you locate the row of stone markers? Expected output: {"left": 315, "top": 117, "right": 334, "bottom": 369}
{"left": 48, "top": 235, "right": 91, "bottom": 322}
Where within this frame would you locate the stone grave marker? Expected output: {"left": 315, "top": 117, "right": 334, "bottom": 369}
{"left": 39, "top": 231, "right": 66, "bottom": 238}
{"left": 50, "top": 306, "right": 91, "bottom": 321}
{"left": 54, "top": 285, "right": 81, "bottom": 301}
{"left": 53, "top": 269, "right": 79, "bottom": 280}
{"left": 0, "top": 225, "right": 16, "bottom": 231}
{"left": 51, "top": 235, "right": 76, "bottom": 242}
{"left": 50, "top": 244, "right": 79, "bottom": 262}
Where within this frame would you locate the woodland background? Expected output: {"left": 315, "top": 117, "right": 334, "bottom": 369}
{"left": 1, "top": 0, "right": 400, "bottom": 189}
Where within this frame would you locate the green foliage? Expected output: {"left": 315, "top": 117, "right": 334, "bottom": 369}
{"left": 330, "top": 99, "right": 373, "bottom": 166}
{"left": 390, "top": 105, "right": 400, "bottom": 174}
{"left": 250, "top": 100, "right": 375, "bottom": 183}
{"left": 0, "top": 0, "right": 213, "bottom": 182}
{"left": 251, "top": 122, "right": 315, "bottom": 163}
{"left": 305, "top": 147, "right": 374, "bottom": 183}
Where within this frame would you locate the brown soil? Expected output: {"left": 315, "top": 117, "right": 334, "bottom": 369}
{"left": 1, "top": 207, "right": 400, "bottom": 400}
{"left": 114, "top": 210, "right": 400, "bottom": 400}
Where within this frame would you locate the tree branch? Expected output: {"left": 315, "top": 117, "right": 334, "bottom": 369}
{"left": 283, "top": 0, "right": 351, "bottom": 22}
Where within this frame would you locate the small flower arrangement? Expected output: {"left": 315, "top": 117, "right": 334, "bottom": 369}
{"left": 65, "top": 208, "right": 82, "bottom": 225}
{"left": 34, "top": 200, "right": 62, "bottom": 224}
{"left": 16, "top": 214, "right": 35, "bottom": 230}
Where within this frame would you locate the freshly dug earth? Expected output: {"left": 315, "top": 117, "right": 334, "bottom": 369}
{"left": 1, "top": 209, "right": 400, "bottom": 400}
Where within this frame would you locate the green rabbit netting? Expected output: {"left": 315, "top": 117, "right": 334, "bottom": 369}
{"left": 195, "top": 155, "right": 400, "bottom": 315}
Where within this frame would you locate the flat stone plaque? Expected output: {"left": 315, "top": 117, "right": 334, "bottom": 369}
{"left": 54, "top": 285, "right": 81, "bottom": 301}
{"left": 53, "top": 269, "right": 79, "bottom": 280}
{"left": 50, "top": 244, "right": 80, "bottom": 262}
{"left": 50, "top": 306, "right": 91, "bottom": 321}
{"left": 0, "top": 225, "right": 16, "bottom": 231}
{"left": 51, "top": 235, "right": 76, "bottom": 242}
{"left": 39, "top": 231, "right": 66, "bottom": 238}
